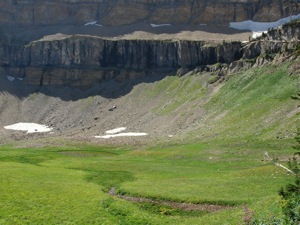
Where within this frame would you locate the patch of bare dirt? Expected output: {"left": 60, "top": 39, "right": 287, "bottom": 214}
{"left": 108, "top": 187, "right": 234, "bottom": 212}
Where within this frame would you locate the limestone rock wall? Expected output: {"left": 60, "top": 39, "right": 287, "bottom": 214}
{"left": 242, "top": 22, "right": 300, "bottom": 60}
{"left": 228, "top": 21, "right": 300, "bottom": 71}
{"left": 0, "top": 0, "right": 298, "bottom": 26}
{"left": 0, "top": 35, "right": 242, "bottom": 88}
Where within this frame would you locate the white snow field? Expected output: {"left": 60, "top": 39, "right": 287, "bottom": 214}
{"left": 230, "top": 13, "right": 300, "bottom": 32}
{"left": 95, "top": 132, "right": 148, "bottom": 139}
{"left": 105, "top": 127, "right": 127, "bottom": 134}
{"left": 150, "top": 23, "right": 172, "bottom": 28}
{"left": 4, "top": 123, "right": 53, "bottom": 133}
{"left": 84, "top": 21, "right": 103, "bottom": 27}
{"left": 6, "top": 76, "right": 15, "bottom": 81}
{"left": 95, "top": 127, "right": 147, "bottom": 138}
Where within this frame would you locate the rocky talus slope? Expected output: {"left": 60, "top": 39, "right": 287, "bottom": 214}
{"left": 0, "top": 21, "right": 299, "bottom": 144}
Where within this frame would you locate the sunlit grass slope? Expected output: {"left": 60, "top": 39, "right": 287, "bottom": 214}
{"left": 0, "top": 59, "right": 299, "bottom": 224}
{"left": 0, "top": 140, "right": 295, "bottom": 224}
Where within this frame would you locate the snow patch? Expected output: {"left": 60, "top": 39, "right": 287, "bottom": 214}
{"left": 6, "top": 76, "right": 23, "bottom": 82}
{"left": 84, "top": 21, "right": 103, "bottom": 27}
{"left": 95, "top": 132, "right": 148, "bottom": 139}
{"left": 7, "top": 76, "right": 15, "bottom": 82}
{"left": 95, "top": 127, "right": 147, "bottom": 138}
{"left": 4, "top": 123, "right": 53, "bottom": 133}
{"left": 84, "top": 21, "right": 97, "bottom": 26}
{"left": 106, "top": 127, "right": 127, "bottom": 134}
{"left": 230, "top": 13, "right": 300, "bottom": 32}
{"left": 252, "top": 31, "right": 265, "bottom": 39}
{"left": 150, "top": 23, "right": 172, "bottom": 28}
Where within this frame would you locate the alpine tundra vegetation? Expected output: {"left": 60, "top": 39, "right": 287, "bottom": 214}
{"left": 0, "top": 1, "right": 300, "bottom": 224}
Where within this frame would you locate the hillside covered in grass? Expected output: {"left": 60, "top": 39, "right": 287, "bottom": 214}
{"left": 0, "top": 19, "right": 299, "bottom": 225}
{"left": 0, "top": 56, "right": 299, "bottom": 225}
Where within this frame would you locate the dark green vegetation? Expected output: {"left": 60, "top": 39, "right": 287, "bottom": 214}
{"left": 0, "top": 60, "right": 299, "bottom": 224}
{"left": 278, "top": 132, "right": 300, "bottom": 224}
{"left": 240, "top": 131, "right": 300, "bottom": 225}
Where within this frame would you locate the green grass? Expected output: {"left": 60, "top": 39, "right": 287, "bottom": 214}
{"left": 0, "top": 139, "right": 295, "bottom": 224}
{"left": 0, "top": 60, "right": 299, "bottom": 224}
{"left": 150, "top": 73, "right": 208, "bottom": 115}
{"left": 198, "top": 62, "right": 299, "bottom": 141}
{"left": 136, "top": 61, "right": 298, "bottom": 143}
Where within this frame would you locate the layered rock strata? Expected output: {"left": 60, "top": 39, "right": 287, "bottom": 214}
{"left": 228, "top": 21, "right": 300, "bottom": 72}
{"left": 0, "top": 0, "right": 299, "bottom": 26}
{"left": 1, "top": 21, "right": 299, "bottom": 89}
{"left": 0, "top": 35, "right": 242, "bottom": 88}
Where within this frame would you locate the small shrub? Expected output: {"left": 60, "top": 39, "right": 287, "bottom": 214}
{"left": 241, "top": 129, "right": 300, "bottom": 224}
{"left": 208, "top": 75, "right": 221, "bottom": 84}
{"left": 278, "top": 139, "right": 300, "bottom": 225}
{"left": 241, "top": 204, "right": 255, "bottom": 225}
{"left": 241, "top": 204, "right": 284, "bottom": 225}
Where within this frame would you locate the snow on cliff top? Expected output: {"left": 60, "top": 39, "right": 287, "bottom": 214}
{"left": 230, "top": 13, "right": 300, "bottom": 32}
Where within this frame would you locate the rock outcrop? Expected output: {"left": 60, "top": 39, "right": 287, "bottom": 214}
{"left": 0, "top": 34, "right": 242, "bottom": 88}
{"left": 244, "top": 22, "right": 300, "bottom": 59}
{"left": 0, "top": 0, "right": 299, "bottom": 27}
{"left": 0, "top": 10, "right": 299, "bottom": 89}
{"left": 228, "top": 20, "right": 300, "bottom": 72}
{"left": 1, "top": 20, "right": 300, "bottom": 89}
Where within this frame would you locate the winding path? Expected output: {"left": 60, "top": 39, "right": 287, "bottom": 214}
{"left": 108, "top": 187, "right": 234, "bottom": 212}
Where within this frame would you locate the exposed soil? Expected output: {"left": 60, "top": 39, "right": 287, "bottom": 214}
{"left": 108, "top": 187, "right": 234, "bottom": 212}
{"left": 0, "top": 70, "right": 215, "bottom": 146}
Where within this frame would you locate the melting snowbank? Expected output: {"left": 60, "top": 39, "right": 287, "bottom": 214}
{"left": 95, "top": 127, "right": 147, "bottom": 138}
{"left": 230, "top": 13, "right": 300, "bottom": 32}
{"left": 84, "top": 21, "right": 103, "bottom": 27}
{"left": 6, "top": 76, "right": 23, "bottom": 82}
{"left": 106, "top": 127, "right": 127, "bottom": 134}
{"left": 150, "top": 23, "right": 172, "bottom": 28}
{"left": 95, "top": 132, "right": 148, "bottom": 139}
{"left": 6, "top": 76, "right": 15, "bottom": 81}
{"left": 4, "top": 123, "right": 53, "bottom": 133}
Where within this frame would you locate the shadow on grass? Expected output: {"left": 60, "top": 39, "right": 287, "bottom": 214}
{"left": 86, "top": 170, "right": 135, "bottom": 192}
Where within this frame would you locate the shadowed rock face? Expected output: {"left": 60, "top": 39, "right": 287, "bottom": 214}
{"left": 0, "top": 0, "right": 298, "bottom": 26}
{"left": 0, "top": 1, "right": 299, "bottom": 90}
{"left": 1, "top": 20, "right": 299, "bottom": 89}
{"left": 0, "top": 35, "right": 242, "bottom": 88}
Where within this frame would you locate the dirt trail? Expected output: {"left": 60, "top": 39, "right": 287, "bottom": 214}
{"left": 108, "top": 187, "right": 234, "bottom": 212}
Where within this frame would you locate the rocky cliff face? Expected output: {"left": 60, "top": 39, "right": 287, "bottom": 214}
{"left": 227, "top": 20, "right": 300, "bottom": 72}
{"left": 245, "top": 22, "right": 300, "bottom": 59}
{"left": 1, "top": 21, "right": 299, "bottom": 89}
{"left": 0, "top": 35, "right": 242, "bottom": 88}
{"left": 0, "top": 0, "right": 299, "bottom": 26}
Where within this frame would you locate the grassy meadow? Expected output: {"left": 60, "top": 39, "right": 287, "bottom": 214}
{"left": 0, "top": 61, "right": 299, "bottom": 224}
{"left": 0, "top": 140, "right": 296, "bottom": 225}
